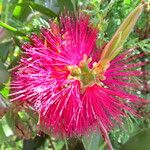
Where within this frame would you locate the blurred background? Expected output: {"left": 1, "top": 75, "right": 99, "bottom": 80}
{"left": 0, "top": 0, "right": 150, "bottom": 150}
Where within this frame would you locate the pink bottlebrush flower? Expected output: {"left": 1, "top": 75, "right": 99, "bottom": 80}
{"left": 11, "top": 14, "right": 148, "bottom": 147}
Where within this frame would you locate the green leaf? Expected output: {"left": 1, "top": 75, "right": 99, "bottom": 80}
{"left": 0, "top": 1, "right": 2, "bottom": 13}
{"left": 100, "top": 3, "right": 144, "bottom": 61}
{"left": 121, "top": 128, "right": 150, "bottom": 150}
{"left": 124, "top": 0, "right": 132, "bottom": 4}
{"left": 0, "top": 112, "right": 14, "bottom": 137}
{"left": 138, "top": 39, "right": 150, "bottom": 53}
{"left": 0, "top": 40, "right": 13, "bottom": 62}
{"left": 0, "top": 83, "right": 10, "bottom": 98}
{"left": 57, "top": 0, "right": 75, "bottom": 12}
{"left": 0, "top": 21, "right": 25, "bottom": 36}
{"left": 82, "top": 133, "right": 103, "bottom": 150}
{"left": 0, "top": 123, "right": 7, "bottom": 141}
{"left": 17, "top": 2, "right": 58, "bottom": 18}
{"left": 0, "top": 94, "right": 8, "bottom": 119}
{"left": 0, "top": 21, "right": 17, "bottom": 32}
{"left": 0, "top": 28, "right": 7, "bottom": 41}
{"left": 13, "top": 0, "right": 31, "bottom": 22}
{"left": 1, "top": 0, "right": 19, "bottom": 22}
{"left": 0, "top": 94, "right": 7, "bottom": 108}
{"left": 0, "top": 62, "right": 9, "bottom": 83}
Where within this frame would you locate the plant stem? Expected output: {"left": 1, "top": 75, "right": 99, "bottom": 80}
{"left": 99, "top": 120, "right": 114, "bottom": 150}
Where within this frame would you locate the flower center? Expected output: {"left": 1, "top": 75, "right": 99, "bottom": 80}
{"left": 68, "top": 55, "right": 108, "bottom": 89}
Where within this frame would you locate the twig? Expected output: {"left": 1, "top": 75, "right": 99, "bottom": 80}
{"left": 99, "top": 120, "right": 114, "bottom": 150}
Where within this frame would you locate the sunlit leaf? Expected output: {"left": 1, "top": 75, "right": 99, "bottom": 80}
{"left": 0, "top": 123, "right": 6, "bottom": 138}
{"left": 1, "top": 112, "right": 14, "bottom": 137}
{"left": 13, "top": 0, "right": 31, "bottom": 22}
{"left": 82, "top": 132, "right": 103, "bottom": 150}
{"left": 124, "top": 0, "right": 132, "bottom": 4}
{"left": 0, "top": 21, "right": 25, "bottom": 35}
{"left": 0, "top": 21, "right": 17, "bottom": 32}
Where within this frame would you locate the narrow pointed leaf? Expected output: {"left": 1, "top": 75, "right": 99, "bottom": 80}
{"left": 0, "top": 21, "right": 17, "bottom": 32}
{"left": 100, "top": 4, "right": 144, "bottom": 61}
{"left": 82, "top": 133, "right": 102, "bottom": 150}
{"left": 17, "top": 2, "right": 58, "bottom": 18}
{"left": 1, "top": 112, "right": 14, "bottom": 137}
{"left": 0, "top": 21, "right": 25, "bottom": 36}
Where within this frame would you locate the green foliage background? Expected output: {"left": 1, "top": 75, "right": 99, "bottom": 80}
{"left": 0, "top": 0, "right": 150, "bottom": 150}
